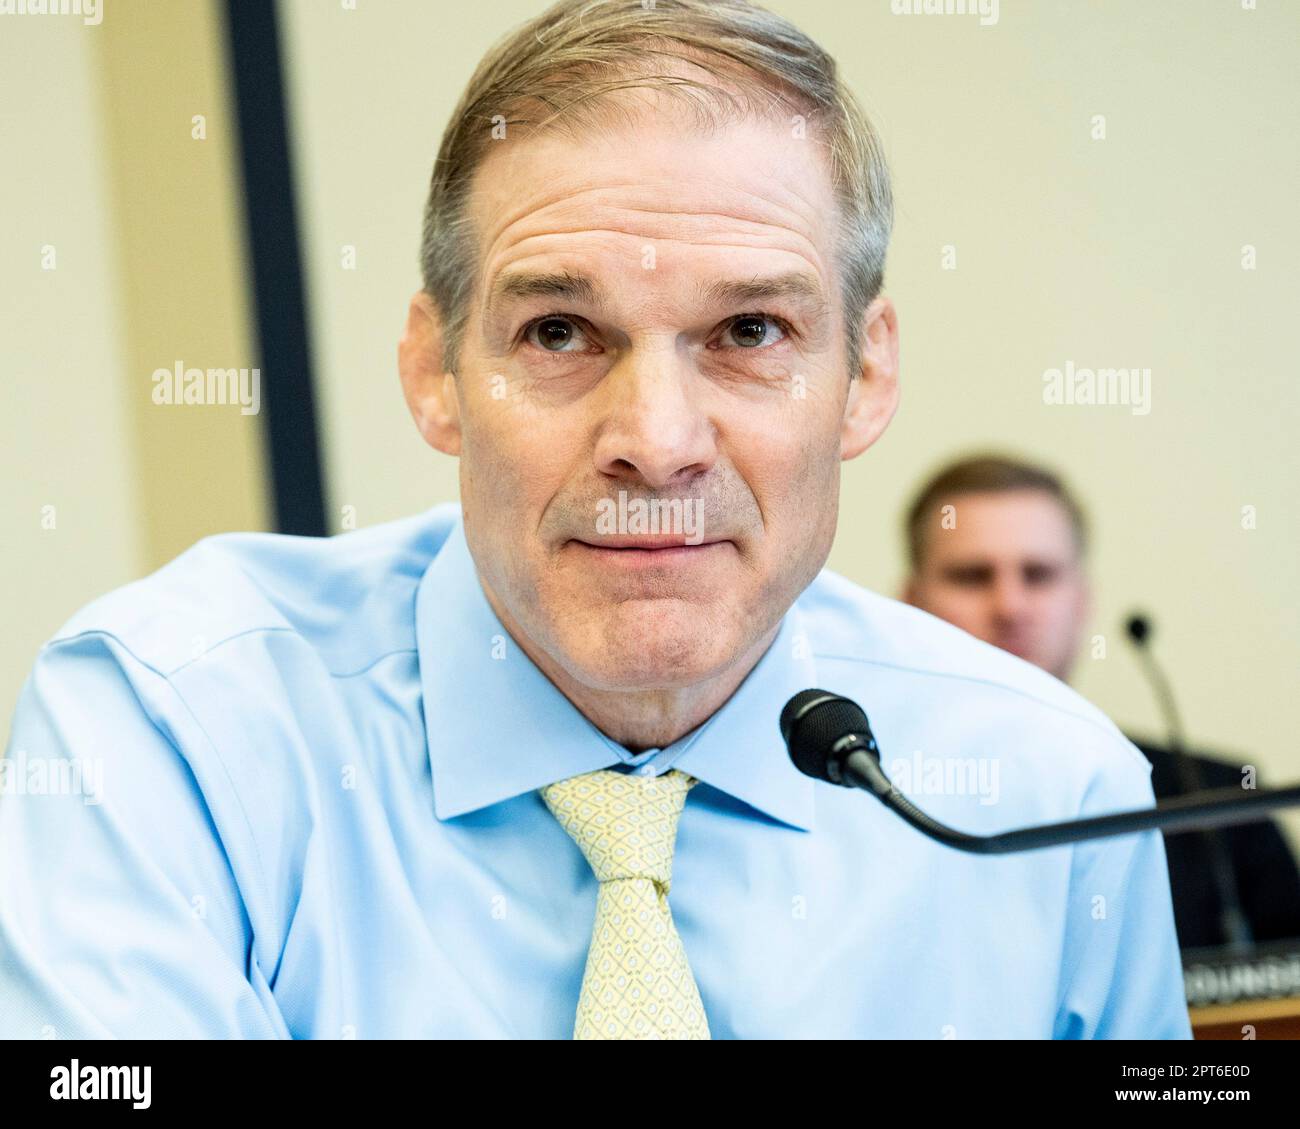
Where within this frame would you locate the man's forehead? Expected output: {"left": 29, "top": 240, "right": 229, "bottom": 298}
{"left": 927, "top": 490, "right": 1079, "bottom": 559}
{"left": 466, "top": 108, "right": 837, "bottom": 279}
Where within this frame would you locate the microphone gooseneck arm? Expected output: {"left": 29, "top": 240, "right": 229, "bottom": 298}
{"left": 839, "top": 744, "right": 1300, "bottom": 855}
{"left": 781, "top": 689, "right": 1300, "bottom": 857}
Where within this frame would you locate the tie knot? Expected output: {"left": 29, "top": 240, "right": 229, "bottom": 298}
{"left": 540, "top": 767, "right": 698, "bottom": 890}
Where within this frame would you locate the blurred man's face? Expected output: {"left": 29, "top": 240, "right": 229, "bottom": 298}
{"left": 400, "top": 93, "right": 898, "bottom": 739}
{"left": 904, "top": 489, "right": 1089, "bottom": 681}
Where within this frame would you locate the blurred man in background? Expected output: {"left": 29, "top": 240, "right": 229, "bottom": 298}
{"left": 901, "top": 453, "right": 1300, "bottom": 950}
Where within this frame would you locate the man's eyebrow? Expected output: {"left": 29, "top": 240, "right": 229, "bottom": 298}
{"left": 483, "top": 269, "right": 830, "bottom": 321}
{"left": 697, "top": 272, "right": 829, "bottom": 317}
{"left": 485, "top": 270, "right": 602, "bottom": 318}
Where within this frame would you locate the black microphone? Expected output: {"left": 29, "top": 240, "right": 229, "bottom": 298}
{"left": 779, "top": 689, "right": 1300, "bottom": 855}
{"left": 1124, "top": 612, "right": 1253, "bottom": 949}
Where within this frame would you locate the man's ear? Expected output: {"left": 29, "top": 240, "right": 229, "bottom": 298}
{"left": 842, "top": 295, "right": 900, "bottom": 461}
{"left": 398, "top": 291, "right": 461, "bottom": 457}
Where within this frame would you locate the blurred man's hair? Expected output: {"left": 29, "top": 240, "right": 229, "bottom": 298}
{"left": 904, "top": 454, "right": 1089, "bottom": 571}
{"left": 420, "top": 0, "right": 893, "bottom": 378}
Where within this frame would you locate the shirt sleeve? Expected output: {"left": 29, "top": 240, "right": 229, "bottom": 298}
{"left": 1052, "top": 739, "right": 1193, "bottom": 1039}
{"left": 0, "top": 632, "right": 288, "bottom": 1038}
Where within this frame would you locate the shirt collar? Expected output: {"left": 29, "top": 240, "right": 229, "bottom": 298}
{"left": 415, "top": 512, "right": 817, "bottom": 832}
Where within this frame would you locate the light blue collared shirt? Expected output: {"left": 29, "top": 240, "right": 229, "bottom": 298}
{"left": 0, "top": 503, "right": 1191, "bottom": 1038}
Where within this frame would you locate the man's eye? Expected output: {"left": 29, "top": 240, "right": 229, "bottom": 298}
{"left": 524, "top": 316, "right": 591, "bottom": 353}
{"left": 722, "top": 314, "right": 788, "bottom": 349}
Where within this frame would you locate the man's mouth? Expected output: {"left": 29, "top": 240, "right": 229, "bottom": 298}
{"left": 576, "top": 534, "right": 715, "bottom": 549}
{"left": 567, "top": 536, "right": 731, "bottom": 568}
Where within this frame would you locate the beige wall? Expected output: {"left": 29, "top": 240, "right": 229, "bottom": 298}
{"left": 279, "top": 0, "right": 1300, "bottom": 845}
{"left": 96, "top": 0, "right": 270, "bottom": 567}
{"left": 0, "top": 0, "right": 269, "bottom": 733}
{"left": 0, "top": 14, "right": 141, "bottom": 731}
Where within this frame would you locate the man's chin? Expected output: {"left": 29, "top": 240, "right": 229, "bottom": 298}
{"left": 997, "top": 641, "right": 1059, "bottom": 677}
{"left": 556, "top": 600, "right": 748, "bottom": 692}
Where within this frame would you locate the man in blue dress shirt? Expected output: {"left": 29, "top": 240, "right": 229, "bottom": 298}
{"left": 0, "top": 0, "right": 1191, "bottom": 1039}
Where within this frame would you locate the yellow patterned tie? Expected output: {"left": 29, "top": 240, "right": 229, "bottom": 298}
{"left": 539, "top": 767, "right": 711, "bottom": 1040}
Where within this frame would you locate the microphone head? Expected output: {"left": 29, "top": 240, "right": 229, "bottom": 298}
{"left": 1125, "top": 613, "right": 1151, "bottom": 646}
{"left": 780, "top": 689, "right": 874, "bottom": 783}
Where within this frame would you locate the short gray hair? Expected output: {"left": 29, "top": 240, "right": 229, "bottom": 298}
{"left": 420, "top": 0, "right": 893, "bottom": 376}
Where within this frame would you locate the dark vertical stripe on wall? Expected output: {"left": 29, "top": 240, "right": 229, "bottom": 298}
{"left": 223, "top": 0, "right": 327, "bottom": 537}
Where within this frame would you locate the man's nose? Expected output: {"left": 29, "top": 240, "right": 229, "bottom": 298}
{"left": 990, "top": 574, "right": 1030, "bottom": 623}
{"left": 591, "top": 346, "right": 717, "bottom": 489}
